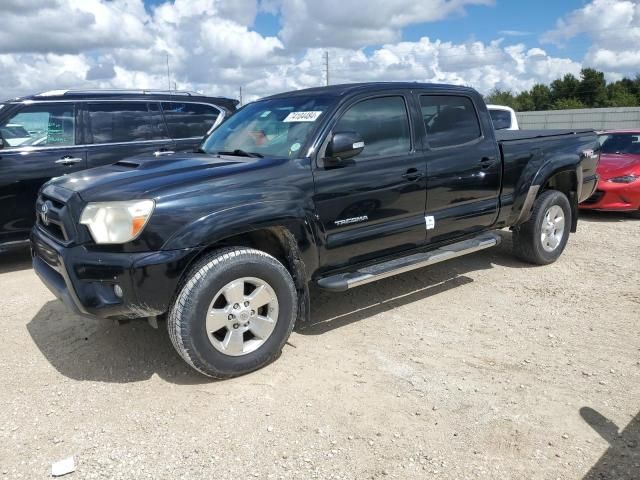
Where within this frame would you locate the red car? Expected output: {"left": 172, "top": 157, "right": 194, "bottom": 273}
{"left": 580, "top": 130, "right": 640, "bottom": 216}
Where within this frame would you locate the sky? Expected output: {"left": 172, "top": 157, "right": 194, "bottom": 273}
{"left": 2, "top": 0, "right": 640, "bottom": 102}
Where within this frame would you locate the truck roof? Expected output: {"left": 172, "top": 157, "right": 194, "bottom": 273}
{"left": 263, "top": 82, "right": 477, "bottom": 100}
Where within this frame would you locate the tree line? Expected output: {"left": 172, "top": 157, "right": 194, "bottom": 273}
{"left": 485, "top": 68, "right": 640, "bottom": 112}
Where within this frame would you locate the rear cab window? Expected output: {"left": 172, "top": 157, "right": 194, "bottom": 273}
{"left": 161, "top": 102, "right": 221, "bottom": 139}
{"left": 421, "top": 95, "right": 482, "bottom": 148}
{"left": 84, "top": 102, "right": 167, "bottom": 144}
{"left": 489, "top": 109, "right": 512, "bottom": 130}
{"left": 0, "top": 103, "right": 76, "bottom": 147}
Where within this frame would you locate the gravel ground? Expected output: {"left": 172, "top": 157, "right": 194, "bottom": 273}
{"left": 0, "top": 211, "right": 638, "bottom": 479}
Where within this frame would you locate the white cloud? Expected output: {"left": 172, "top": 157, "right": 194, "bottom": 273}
{"left": 542, "top": 0, "right": 640, "bottom": 74}
{"left": 275, "top": 0, "right": 495, "bottom": 49}
{"left": 0, "top": 0, "right": 621, "bottom": 104}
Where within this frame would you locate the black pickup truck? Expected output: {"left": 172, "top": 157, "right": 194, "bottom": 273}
{"left": 30, "top": 82, "right": 599, "bottom": 378}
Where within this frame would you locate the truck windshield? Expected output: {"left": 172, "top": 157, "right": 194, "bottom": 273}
{"left": 201, "top": 95, "right": 335, "bottom": 158}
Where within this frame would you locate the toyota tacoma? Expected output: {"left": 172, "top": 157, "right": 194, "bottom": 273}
{"left": 30, "top": 82, "right": 600, "bottom": 378}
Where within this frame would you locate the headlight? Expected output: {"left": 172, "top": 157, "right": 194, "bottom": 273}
{"left": 608, "top": 175, "right": 638, "bottom": 184}
{"left": 80, "top": 200, "right": 155, "bottom": 244}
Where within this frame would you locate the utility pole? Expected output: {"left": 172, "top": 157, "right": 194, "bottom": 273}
{"left": 239, "top": 86, "right": 243, "bottom": 106}
{"left": 325, "top": 51, "right": 329, "bottom": 86}
{"left": 166, "top": 54, "right": 171, "bottom": 92}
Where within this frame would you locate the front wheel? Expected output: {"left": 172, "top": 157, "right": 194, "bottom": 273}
{"left": 168, "top": 247, "right": 297, "bottom": 378}
{"left": 513, "top": 190, "right": 572, "bottom": 265}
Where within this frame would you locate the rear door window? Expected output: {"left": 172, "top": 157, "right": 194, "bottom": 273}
{"left": 161, "top": 102, "right": 221, "bottom": 139}
{"left": 1, "top": 103, "right": 75, "bottom": 147}
{"left": 421, "top": 95, "right": 482, "bottom": 148}
{"left": 85, "top": 102, "right": 163, "bottom": 144}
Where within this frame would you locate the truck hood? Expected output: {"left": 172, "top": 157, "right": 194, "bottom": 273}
{"left": 597, "top": 153, "right": 640, "bottom": 180}
{"left": 47, "top": 152, "right": 284, "bottom": 202}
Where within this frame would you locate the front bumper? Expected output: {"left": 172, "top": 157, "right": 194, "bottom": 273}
{"left": 30, "top": 227, "right": 200, "bottom": 320}
{"left": 579, "top": 178, "right": 640, "bottom": 212}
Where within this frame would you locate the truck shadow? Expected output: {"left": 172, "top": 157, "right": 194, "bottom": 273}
{"left": 580, "top": 407, "right": 639, "bottom": 479}
{"left": 0, "top": 247, "right": 32, "bottom": 274}
{"left": 299, "top": 231, "right": 532, "bottom": 335}
{"left": 25, "top": 231, "right": 535, "bottom": 384}
{"left": 26, "top": 304, "right": 210, "bottom": 385}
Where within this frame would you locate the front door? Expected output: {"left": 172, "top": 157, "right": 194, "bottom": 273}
{"left": 0, "top": 102, "right": 87, "bottom": 244}
{"left": 419, "top": 94, "right": 501, "bottom": 243}
{"left": 81, "top": 101, "right": 175, "bottom": 168}
{"left": 312, "top": 94, "right": 427, "bottom": 271}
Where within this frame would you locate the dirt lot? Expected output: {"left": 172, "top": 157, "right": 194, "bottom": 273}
{"left": 0, "top": 212, "right": 638, "bottom": 479}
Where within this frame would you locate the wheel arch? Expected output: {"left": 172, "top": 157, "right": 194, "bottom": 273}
{"left": 170, "top": 219, "right": 317, "bottom": 325}
{"left": 516, "top": 164, "right": 581, "bottom": 232}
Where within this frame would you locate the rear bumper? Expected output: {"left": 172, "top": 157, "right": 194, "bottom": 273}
{"left": 579, "top": 178, "right": 640, "bottom": 212}
{"left": 30, "top": 227, "right": 200, "bottom": 320}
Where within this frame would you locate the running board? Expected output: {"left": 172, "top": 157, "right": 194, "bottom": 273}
{"left": 316, "top": 232, "right": 501, "bottom": 291}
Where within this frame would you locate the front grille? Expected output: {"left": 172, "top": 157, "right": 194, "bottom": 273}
{"left": 582, "top": 190, "right": 605, "bottom": 205}
{"left": 35, "top": 186, "right": 84, "bottom": 246}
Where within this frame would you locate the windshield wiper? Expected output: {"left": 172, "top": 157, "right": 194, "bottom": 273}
{"left": 193, "top": 147, "right": 207, "bottom": 154}
{"left": 216, "top": 149, "right": 264, "bottom": 158}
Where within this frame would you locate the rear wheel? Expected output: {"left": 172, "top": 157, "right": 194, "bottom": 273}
{"left": 168, "top": 247, "right": 297, "bottom": 378}
{"left": 513, "top": 190, "right": 571, "bottom": 265}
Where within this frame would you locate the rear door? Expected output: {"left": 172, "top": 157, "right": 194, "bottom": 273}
{"left": 0, "top": 102, "right": 87, "bottom": 244}
{"left": 420, "top": 94, "right": 501, "bottom": 243}
{"left": 81, "top": 101, "right": 175, "bottom": 168}
{"left": 161, "top": 101, "right": 223, "bottom": 151}
{"left": 312, "top": 92, "right": 427, "bottom": 270}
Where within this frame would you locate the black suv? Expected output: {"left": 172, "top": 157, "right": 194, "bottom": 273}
{"left": 0, "top": 89, "right": 237, "bottom": 247}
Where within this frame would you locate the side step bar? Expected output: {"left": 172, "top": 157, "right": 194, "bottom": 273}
{"left": 316, "top": 232, "right": 501, "bottom": 292}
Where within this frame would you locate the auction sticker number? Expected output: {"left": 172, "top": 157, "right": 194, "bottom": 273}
{"left": 283, "top": 111, "right": 323, "bottom": 122}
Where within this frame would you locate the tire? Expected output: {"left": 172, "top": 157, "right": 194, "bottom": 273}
{"left": 168, "top": 247, "right": 297, "bottom": 378}
{"left": 513, "top": 190, "right": 572, "bottom": 265}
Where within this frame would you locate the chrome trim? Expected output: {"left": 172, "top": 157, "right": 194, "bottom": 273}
{"left": 0, "top": 138, "right": 171, "bottom": 153}
{"left": 317, "top": 232, "right": 501, "bottom": 291}
{"left": 1, "top": 100, "right": 225, "bottom": 146}
{"left": 35, "top": 88, "right": 204, "bottom": 97}
{"left": 55, "top": 157, "right": 83, "bottom": 165}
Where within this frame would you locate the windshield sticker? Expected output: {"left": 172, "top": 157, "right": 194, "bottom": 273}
{"left": 260, "top": 110, "right": 271, "bottom": 118}
{"left": 290, "top": 142, "right": 301, "bottom": 152}
{"left": 283, "top": 111, "right": 323, "bottom": 123}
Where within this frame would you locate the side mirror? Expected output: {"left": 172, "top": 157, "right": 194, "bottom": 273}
{"left": 326, "top": 131, "right": 364, "bottom": 162}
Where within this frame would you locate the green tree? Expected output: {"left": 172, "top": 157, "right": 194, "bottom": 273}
{"left": 485, "top": 88, "right": 517, "bottom": 108}
{"left": 530, "top": 84, "right": 552, "bottom": 110}
{"left": 552, "top": 98, "right": 585, "bottom": 110}
{"left": 606, "top": 82, "right": 638, "bottom": 107}
{"left": 577, "top": 68, "right": 608, "bottom": 107}
{"left": 550, "top": 74, "right": 580, "bottom": 103}
{"left": 515, "top": 91, "right": 535, "bottom": 111}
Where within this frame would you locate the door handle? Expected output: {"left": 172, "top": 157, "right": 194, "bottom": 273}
{"left": 479, "top": 157, "right": 496, "bottom": 169}
{"left": 55, "top": 156, "right": 83, "bottom": 166}
{"left": 402, "top": 169, "right": 424, "bottom": 181}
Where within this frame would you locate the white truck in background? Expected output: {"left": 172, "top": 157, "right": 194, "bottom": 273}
{"left": 488, "top": 104, "right": 519, "bottom": 130}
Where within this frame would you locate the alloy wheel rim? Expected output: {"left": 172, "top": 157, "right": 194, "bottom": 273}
{"left": 205, "top": 277, "right": 279, "bottom": 356}
{"left": 540, "top": 205, "right": 565, "bottom": 252}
